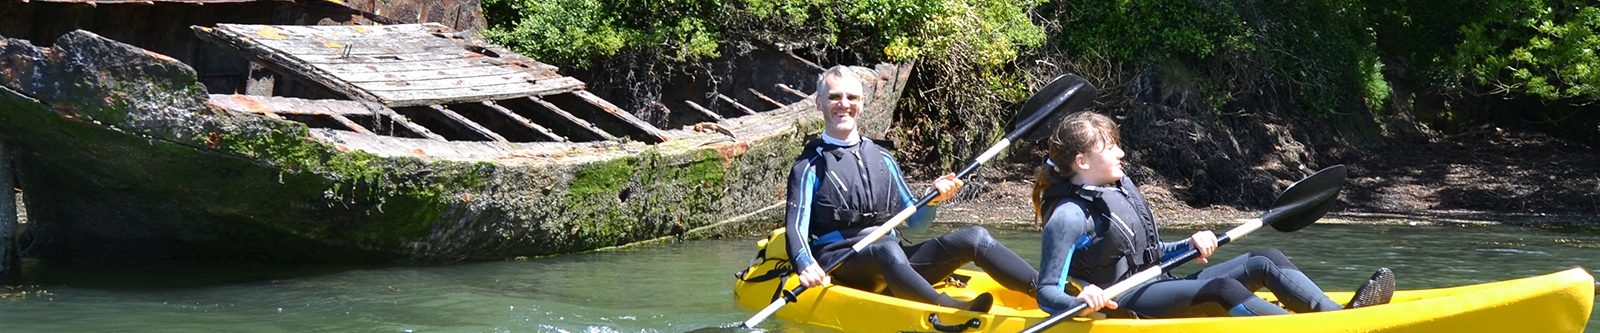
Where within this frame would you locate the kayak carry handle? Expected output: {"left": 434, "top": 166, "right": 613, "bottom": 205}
{"left": 927, "top": 313, "right": 981, "bottom": 332}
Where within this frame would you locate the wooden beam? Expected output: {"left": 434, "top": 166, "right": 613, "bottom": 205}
{"left": 324, "top": 113, "right": 374, "bottom": 135}
{"left": 747, "top": 88, "right": 787, "bottom": 109}
{"left": 430, "top": 105, "right": 509, "bottom": 142}
{"left": 786, "top": 50, "right": 825, "bottom": 71}
{"left": 569, "top": 90, "right": 669, "bottom": 143}
{"left": 776, "top": 83, "right": 811, "bottom": 100}
{"left": 519, "top": 97, "right": 616, "bottom": 141}
{"left": 716, "top": 93, "right": 759, "bottom": 116}
{"left": 682, "top": 100, "right": 725, "bottom": 122}
{"left": 373, "top": 107, "right": 446, "bottom": 141}
{"left": 482, "top": 101, "right": 565, "bottom": 142}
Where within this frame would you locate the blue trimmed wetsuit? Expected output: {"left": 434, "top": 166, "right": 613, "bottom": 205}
{"left": 783, "top": 135, "right": 1037, "bottom": 308}
{"left": 1034, "top": 177, "right": 1345, "bottom": 317}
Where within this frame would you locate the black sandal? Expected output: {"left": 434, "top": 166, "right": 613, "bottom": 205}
{"left": 1347, "top": 267, "right": 1396, "bottom": 309}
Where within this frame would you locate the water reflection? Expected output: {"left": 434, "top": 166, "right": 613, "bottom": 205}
{"left": 0, "top": 222, "right": 1594, "bottom": 332}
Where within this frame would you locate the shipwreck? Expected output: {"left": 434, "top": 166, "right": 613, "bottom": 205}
{"left": 0, "top": 0, "right": 910, "bottom": 263}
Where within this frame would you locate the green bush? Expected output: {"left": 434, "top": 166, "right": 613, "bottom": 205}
{"left": 1457, "top": 0, "right": 1600, "bottom": 101}
{"left": 482, "top": 0, "right": 1043, "bottom": 69}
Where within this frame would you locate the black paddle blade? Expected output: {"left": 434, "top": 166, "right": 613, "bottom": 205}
{"left": 1011, "top": 74, "right": 1096, "bottom": 141}
{"left": 1263, "top": 164, "right": 1347, "bottom": 232}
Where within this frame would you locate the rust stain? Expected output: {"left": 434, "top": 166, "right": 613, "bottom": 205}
{"left": 411, "top": 148, "right": 427, "bottom": 157}
{"left": 706, "top": 140, "right": 751, "bottom": 170}
{"left": 335, "top": 144, "right": 350, "bottom": 152}
{"left": 228, "top": 94, "right": 274, "bottom": 115}
{"left": 205, "top": 131, "right": 222, "bottom": 149}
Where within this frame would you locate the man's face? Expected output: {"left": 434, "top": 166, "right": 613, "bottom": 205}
{"left": 818, "top": 74, "right": 866, "bottom": 138}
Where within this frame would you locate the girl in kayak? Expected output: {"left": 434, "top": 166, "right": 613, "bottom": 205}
{"left": 783, "top": 66, "right": 1038, "bottom": 313}
{"left": 1031, "top": 111, "right": 1394, "bottom": 317}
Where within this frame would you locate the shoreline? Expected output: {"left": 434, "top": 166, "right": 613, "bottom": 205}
{"left": 923, "top": 179, "right": 1600, "bottom": 230}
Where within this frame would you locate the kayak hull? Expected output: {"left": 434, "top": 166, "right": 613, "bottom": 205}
{"left": 733, "top": 232, "right": 1594, "bottom": 332}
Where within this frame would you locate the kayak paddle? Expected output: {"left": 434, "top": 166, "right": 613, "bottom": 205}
{"left": 739, "top": 73, "right": 1098, "bottom": 329}
{"left": 1021, "top": 164, "right": 1348, "bottom": 333}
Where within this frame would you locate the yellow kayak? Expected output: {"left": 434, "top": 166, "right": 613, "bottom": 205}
{"left": 734, "top": 229, "right": 1595, "bottom": 332}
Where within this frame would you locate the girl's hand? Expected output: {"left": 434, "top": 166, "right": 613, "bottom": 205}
{"left": 798, "top": 263, "right": 831, "bottom": 288}
{"left": 1190, "top": 231, "right": 1218, "bottom": 264}
{"left": 1075, "top": 284, "right": 1120, "bottom": 316}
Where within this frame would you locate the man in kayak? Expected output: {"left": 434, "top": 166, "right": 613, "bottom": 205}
{"left": 783, "top": 66, "right": 1039, "bottom": 312}
{"left": 1031, "top": 111, "right": 1396, "bottom": 317}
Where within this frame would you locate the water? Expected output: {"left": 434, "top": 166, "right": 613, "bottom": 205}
{"left": 0, "top": 222, "right": 1596, "bottom": 332}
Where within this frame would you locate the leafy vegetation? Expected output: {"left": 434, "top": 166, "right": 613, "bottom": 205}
{"left": 481, "top": 0, "right": 1599, "bottom": 167}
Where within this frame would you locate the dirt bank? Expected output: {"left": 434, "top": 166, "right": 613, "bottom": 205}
{"left": 927, "top": 128, "right": 1599, "bottom": 229}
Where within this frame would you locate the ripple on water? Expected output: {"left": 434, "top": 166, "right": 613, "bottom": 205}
{"left": 1475, "top": 248, "right": 1552, "bottom": 256}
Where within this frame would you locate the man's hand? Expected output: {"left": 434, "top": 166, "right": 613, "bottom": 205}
{"left": 929, "top": 173, "right": 964, "bottom": 205}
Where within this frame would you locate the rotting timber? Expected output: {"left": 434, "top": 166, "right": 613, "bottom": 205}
{"left": 0, "top": 27, "right": 911, "bottom": 263}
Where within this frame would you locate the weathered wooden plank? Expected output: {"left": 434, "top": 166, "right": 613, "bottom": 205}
{"left": 200, "top": 23, "right": 571, "bottom": 108}
{"left": 431, "top": 105, "right": 509, "bottom": 142}
{"left": 516, "top": 96, "right": 616, "bottom": 141}
{"left": 747, "top": 88, "right": 787, "bottom": 109}
{"left": 569, "top": 90, "right": 669, "bottom": 142}
{"left": 308, "top": 57, "right": 514, "bottom": 75}
{"left": 716, "top": 93, "right": 759, "bottom": 115}
{"left": 334, "top": 66, "right": 524, "bottom": 83}
{"left": 197, "top": 25, "right": 387, "bottom": 104}
{"left": 248, "top": 23, "right": 443, "bottom": 40}
{"left": 352, "top": 74, "right": 553, "bottom": 92}
{"left": 365, "top": 77, "right": 584, "bottom": 107}
{"left": 682, "top": 100, "right": 725, "bottom": 122}
{"left": 252, "top": 38, "right": 469, "bottom": 56}
{"left": 776, "top": 83, "right": 811, "bottom": 100}
{"left": 207, "top": 94, "right": 376, "bottom": 117}
{"left": 481, "top": 101, "right": 565, "bottom": 142}
{"left": 289, "top": 51, "right": 490, "bottom": 64}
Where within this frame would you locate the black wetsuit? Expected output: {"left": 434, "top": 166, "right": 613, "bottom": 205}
{"left": 1035, "top": 177, "right": 1344, "bottom": 317}
{"left": 783, "top": 136, "right": 1037, "bottom": 308}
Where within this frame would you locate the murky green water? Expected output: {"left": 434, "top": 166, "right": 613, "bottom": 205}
{"left": 1, "top": 222, "right": 1596, "bottom": 332}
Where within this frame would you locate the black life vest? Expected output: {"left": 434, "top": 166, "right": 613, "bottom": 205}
{"left": 802, "top": 137, "right": 903, "bottom": 234}
{"left": 1040, "top": 177, "right": 1164, "bottom": 288}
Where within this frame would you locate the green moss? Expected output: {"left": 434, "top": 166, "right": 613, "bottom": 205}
{"left": 213, "top": 120, "right": 494, "bottom": 247}
{"left": 569, "top": 155, "right": 638, "bottom": 199}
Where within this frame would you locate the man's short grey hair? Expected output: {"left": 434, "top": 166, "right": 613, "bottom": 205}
{"left": 815, "top": 65, "right": 859, "bottom": 96}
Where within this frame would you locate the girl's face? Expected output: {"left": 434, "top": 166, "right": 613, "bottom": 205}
{"left": 1073, "top": 140, "right": 1126, "bottom": 186}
